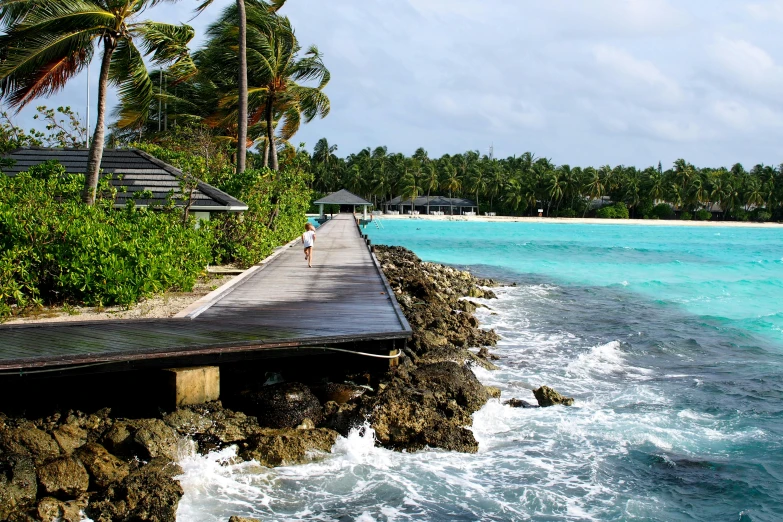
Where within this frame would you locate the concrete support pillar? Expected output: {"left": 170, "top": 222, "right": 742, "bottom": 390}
{"left": 389, "top": 349, "right": 399, "bottom": 368}
{"left": 164, "top": 366, "right": 220, "bottom": 408}
{"left": 319, "top": 203, "right": 324, "bottom": 219}
{"left": 362, "top": 205, "right": 367, "bottom": 220}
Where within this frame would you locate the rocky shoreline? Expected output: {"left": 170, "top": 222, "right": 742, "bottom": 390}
{"left": 0, "top": 245, "right": 571, "bottom": 521}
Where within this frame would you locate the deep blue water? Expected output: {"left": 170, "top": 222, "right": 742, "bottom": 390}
{"left": 177, "top": 220, "right": 783, "bottom": 522}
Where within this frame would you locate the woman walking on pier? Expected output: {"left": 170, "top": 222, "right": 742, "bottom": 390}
{"left": 303, "top": 222, "right": 317, "bottom": 268}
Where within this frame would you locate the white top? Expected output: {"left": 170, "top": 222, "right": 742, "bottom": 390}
{"left": 302, "top": 230, "right": 316, "bottom": 248}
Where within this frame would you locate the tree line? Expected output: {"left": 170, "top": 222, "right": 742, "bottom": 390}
{"left": 310, "top": 140, "right": 783, "bottom": 222}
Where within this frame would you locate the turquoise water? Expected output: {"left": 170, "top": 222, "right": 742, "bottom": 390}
{"left": 177, "top": 220, "right": 783, "bottom": 522}
{"left": 362, "top": 221, "right": 783, "bottom": 344}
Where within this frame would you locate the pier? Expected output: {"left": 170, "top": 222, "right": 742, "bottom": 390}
{"left": 0, "top": 215, "right": 410, "bottom": 376}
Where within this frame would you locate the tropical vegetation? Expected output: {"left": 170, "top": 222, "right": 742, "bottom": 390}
{"left": 309, "top": 145, "right": 783, "bottom": 222}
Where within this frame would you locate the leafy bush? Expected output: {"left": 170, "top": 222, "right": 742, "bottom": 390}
{"left": 694, "top": 209, "right": 712, "bottom": 221}
{"left": 209, "top": 160, "right": 312, "bottom": 267}
{"left": 649, "top": 203, "right": 674, "bottom": 220}
{"left": 731, "top": 208, "right": 750, "bottom": 222}
{"left": 0, "top": 163, "right": 212, "bottom": 317}
{"left": 754, "top": 210, "right": 772, "bottom": 223}
{"left": 680, "top": 211, "right": 693, "bottom": 221}
{"left": 558, "top": 209, "right": 577, "bottom": 218}
{"left": 596, "top": 202, "right": 629, "bottom": 219}
{"left": 137, "top": 142, "right": 313, "bottom": 267}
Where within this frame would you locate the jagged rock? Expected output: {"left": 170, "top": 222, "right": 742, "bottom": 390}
{"left": 367, "top": 362, "right": 488, "bottom": 453}
{"left": 133, "top": 419, "right": 179, "bottom": 461}
{"left": 296, "top": 418, "right": 315, "bottom": 430}
{"left": 477, "top": 347, "right": 500, "bottom": 361}
{"left": 170, "top": 402, "right": 261, "bottom": 453}
{"left": 101, "top": 422, "right": 134, "bottom": 457}
{"left": 0, "top": 425, "right": 61, "bottom": 465}
{"left": 86, "top": 459, "right": 183, "bottom": 522}
{"left": 52, "top": 423, "right": 88, "bottom": 455}
{"left": 320, "top": 401, "right": 361, "bottom": 436}
{"left": 36, "top": 496, "right": 87, "bottom": 522}
{"left": 311, "top": 382, "right": 366, "bottom": 405}
{"left": 229, "top": 517, "right": 261, "bottom": 522}
{"left": 533, "top": 386, "right": 575, "bottom": 407}
{"left": 241, "top": 382, "right": 323, "bottom": 429}
{"left": 37, "top": 457, "right": 89, "bottom": 497}
{"left": 485, "top": 386, "right": 502, "bottom": 399}
{"left": 0, "top": 454, "right": 38, "bottom": 520}
{"left": 504, "top": 398, "right": 539, "bottom": 408}
{"left": 76, "top": 443, "right": 129, "bottom": 489}
{"left": 238, "top": 428, "right": 338, "bottom": 467}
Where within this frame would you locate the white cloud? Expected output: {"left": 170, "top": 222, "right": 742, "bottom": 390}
{"left": 747, "top": 0, "right": 783, "bottom": 21}
{"left": 591, "top": 44, "right": 682, "bottom": 104}
{"left": 710, "top": 36, "right": 783, "bottom": 94}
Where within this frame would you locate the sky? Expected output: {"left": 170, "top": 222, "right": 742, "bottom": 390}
{"left": 6, "top": 0, "right": 783, "bottom": 168}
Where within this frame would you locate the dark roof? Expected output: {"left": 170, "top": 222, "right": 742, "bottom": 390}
{"left": 314, "top": 189, "right": 372, "bottom": 206}
{"left": 387, "top": 195, "right": 476, "bottom": 207}
{"left": 2, "top": 147, "right": 247, "bottom": 212}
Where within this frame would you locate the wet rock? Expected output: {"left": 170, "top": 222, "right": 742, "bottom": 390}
{"left": 368, "top": 362, "right": 489, "bottom": 453}
{"left": 485, "top": 386, "right": 502, "bottom": 399}
{"left": 170, "top": 402, "right": 261, "bottom": 452}
{"left": 87, "top": 460, "right": 183, "bottom": 522}
{"left": 320, "top": 401, "right": 362, "bottom": 436}
{"left": 238, "top": 428, "right": 338, "bottom": 467}
{"left": 477, "top": 347, "right": 500, "bottom": 361}
{"left": 133, "top": 419, "right": 179, "bottom": 461}
{"left": 533, "top": 386, "right": 575, "bottom": 407}
{"left": 36, "top": 496, "right": 87, "bottom": 522}
{"left": 37, "top": 457, "right": 89, "bottom": 497}
{"left": 504, "top": 398, "right": 539, "bottom": 408}
{"left": 101, "top": 422, "right": 134, "bottom": 457}
{"left": 76, "top": 443, "right": 129, "bottom": 489}
{"left": 229, "top": 517, "right": 261, "bottom": 522}
{"left": 0, "top": 454, "right": 38, "bottom": 520}
{"left": 241, "top": 382, "right": 323, "bottom": 429}
{"left": 52, "top": 423, "right": 88, "bottom": 455}
{"left": 0, "top": 425, "right": 61, "bottom": 465}
{"left": 311, "top": 382, "right": 366, "bottom": 405}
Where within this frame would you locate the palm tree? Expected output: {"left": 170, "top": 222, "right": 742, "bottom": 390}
{"left": 0, "top": 0, "right": 195, "bottom": 204}
{"left": 197, "top": 0, "right": 286, "bottom": 174}
{"left": 583, "top": 169, "right": 605, "bottom": 217}
{"left": 441, "top": 162, "right": 461, "bottom": 215}
{"left": 421, "top": 163, "right": 439, "bottom": 214}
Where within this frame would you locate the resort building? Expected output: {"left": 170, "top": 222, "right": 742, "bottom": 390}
{"left": 1, "top": 147, "right": 248, "bottom": 220}
{"left": 384, "top": 195, "right": 478, "bottom": 215}
{"left": 314, "top": 189, "right": 373, "bottom": 219}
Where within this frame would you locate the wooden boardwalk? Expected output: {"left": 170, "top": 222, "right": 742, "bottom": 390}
{"left": 0, "top": 215, "right": 410, "bottom": 372}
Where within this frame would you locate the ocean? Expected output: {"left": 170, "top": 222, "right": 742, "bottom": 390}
{"left": 176, "top": 220, "right": 783, "bottom": 522}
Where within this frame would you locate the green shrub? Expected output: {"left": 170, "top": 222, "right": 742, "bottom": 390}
{"left": 596, "top": 202, "right": 629, "bottom": 219}
{"left": 209, "top": 160, "right": 313, "bottom": 267}
{"left": 0, "top": 163, "right": 212, "bottom": 317}
{"left": 731, "top": 208, "right": 750, "bottom": 222}
{"left": 694, "top": 209, "right": 712, "bottom": 221}
{"left": 680, "top": 211, "right": 693, "bottom": 221}
{"left": 558, "top": 209, "right": 577, "bottom": 218}
{"left": 754, "top": 210, "right": 772, "bottom": 223}
{"left": 650, "top": 203, "right": 674, "bottom": 220}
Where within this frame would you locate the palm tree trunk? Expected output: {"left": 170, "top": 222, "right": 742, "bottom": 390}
{"left": 263, "top": 140, "right": 269, "bottom": 168}
{"left": 236, "top": 0, "right": 248, "bottom": 174}
{"left": 83, "top": 37, "right": 117, "bottom": 205}
{"left": 266, "top": 99, "right": 279, "bottom": 170}
{"left": 427, "top": 189, "right": 430, "bottom": 214}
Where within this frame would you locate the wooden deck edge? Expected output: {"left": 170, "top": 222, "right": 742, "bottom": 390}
{"left": 0, "top": 330, "right": 411, "bottom": 371}
{"left": 175, "top": 235, "right": 303, "bottom": 319}
{"left": 355, "top": 219, "right": 413, "bottom": 334}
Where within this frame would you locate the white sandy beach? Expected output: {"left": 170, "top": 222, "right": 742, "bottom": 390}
{"left": 367, "top": 214, "right": 783, "bottom": 228}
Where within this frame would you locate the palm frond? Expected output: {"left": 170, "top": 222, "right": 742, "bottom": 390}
{"left": 110, "top": 39, "right": 153, "bottom": 129}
